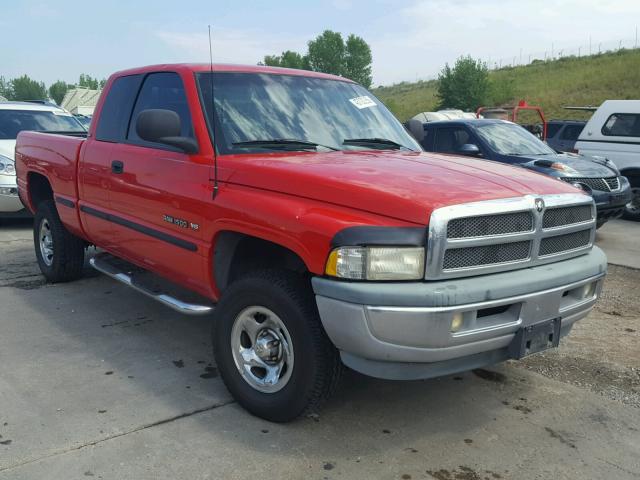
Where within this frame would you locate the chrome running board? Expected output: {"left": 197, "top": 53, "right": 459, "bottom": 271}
{"left": 90, "top": 253, "right": 214, "bottom": 316}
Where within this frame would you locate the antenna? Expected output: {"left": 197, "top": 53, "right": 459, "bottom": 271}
{"left": 208, "top": 25, "right": 219, "bottom": 200}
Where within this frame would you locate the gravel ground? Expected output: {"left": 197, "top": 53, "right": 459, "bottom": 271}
{"left": 516, "top": 264, "right": 640, "bottom": 408}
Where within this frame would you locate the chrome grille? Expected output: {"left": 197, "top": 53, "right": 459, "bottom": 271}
{"left": 563, "top": 176, "right": 620, "bottom": 192}
{"left": 426, "top": 194, "right": 596, "bottom": 279}
{"left": 540, "top": 229, "right": 592, "bottom": 257}
{"left": 447, "top": 211, "right": 533, "bottom": 238}
{"left": 605, "top": 177, "right": 620, "bottom": 190}
{"left": 443, "top": 241, "right": 531, "bottom": 270}
{"left": 543, "top": 205, "right": 593, "bottom": 229}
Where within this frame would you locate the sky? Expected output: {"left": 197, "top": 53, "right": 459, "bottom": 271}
{"left": 1, "top": 0, "right": 639, "bottom": 87}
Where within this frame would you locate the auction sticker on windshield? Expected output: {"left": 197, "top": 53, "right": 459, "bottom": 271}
{"left": 349, "top": 96, "right": 377, "bottom": 109}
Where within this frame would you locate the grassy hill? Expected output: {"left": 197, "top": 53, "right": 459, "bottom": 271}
{"left": 374, "top": 49, "right": 640, "bottom": 122}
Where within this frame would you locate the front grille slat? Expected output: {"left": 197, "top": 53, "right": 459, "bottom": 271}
{"left": 443, "top": 241, "right": 531, "bottom": 270}
{"left": 564, "top": 176, "right": 619, "bottom": 192}
{"left": 431, "top": 195, "right": 596, "bottom": 279}
{"left": 447, "top": 211, "right": 533, "bottom": 238}
{"left": 539, "top": 229, "right": 592, "bottom": 256}
{"left": 543, "top": 205, "right": 593, "bottom": 228}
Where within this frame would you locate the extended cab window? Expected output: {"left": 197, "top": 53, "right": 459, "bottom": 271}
{"left": 433, "top": 127, "right": 471, "bottom": 153}
{"left": 127, "top": 72, "right": 194, "bottom": 147}
{"left": 95, "top": 74, "right": 142, "bottom": 142}
{"left": 602, "top": 113, "right": 640, "bottom": 137}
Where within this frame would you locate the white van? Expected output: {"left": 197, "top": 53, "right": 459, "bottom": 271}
{"left": 575, "top": 100, "right": 640, "bottom": 220}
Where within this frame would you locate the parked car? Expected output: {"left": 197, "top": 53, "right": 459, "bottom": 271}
{"left": 575, "top": 100, "right": 640, "bottom": 221}
{"left": 417, "top": 118, "right": 632, "bottom": 228}
{"left": 545, "top": 120, "right": 586, "bottom": 153}
{"left": 16, "top": 64, "right": 607, "bottom": 422}
{"left": 0, "top": 102, "right": 86, "bottom": 218}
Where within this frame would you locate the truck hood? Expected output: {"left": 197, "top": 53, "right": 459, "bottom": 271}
{"left": 0, "top": 140, "right": 16, "bottom": 160}
{"left": 519, "top": 152, "right": 616, "bottom": 177}
{"left": 223, "top": 151, "right": 581, "bottom": 224}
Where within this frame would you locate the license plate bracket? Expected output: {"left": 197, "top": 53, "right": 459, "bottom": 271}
{"left": 508, "top": 318, "right": 561, "bottom": 359}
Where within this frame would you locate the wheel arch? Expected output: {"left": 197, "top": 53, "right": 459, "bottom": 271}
{"left": 26, "top": 172, "right": 54, "bottom": 212}
{"left": 213, "top": 231, "right": 311, "bottom": 295}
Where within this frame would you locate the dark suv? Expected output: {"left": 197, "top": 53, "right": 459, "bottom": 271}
{"left": 545, "top": 120, "right": 586, "bottom": 152}
{"left": 417, "top": 119, "right": 632, "bottom": 228}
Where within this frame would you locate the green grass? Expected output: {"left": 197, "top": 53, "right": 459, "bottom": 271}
{"left": 373, "top": 49, "right": 640, "bottom": 122}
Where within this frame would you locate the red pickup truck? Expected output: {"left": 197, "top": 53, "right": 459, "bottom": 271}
{"left": 15, "top": 64, "right": 607, "bottom": 422}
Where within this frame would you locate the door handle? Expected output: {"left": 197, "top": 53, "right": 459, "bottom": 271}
{"left": 111, "top": 160, "right": 124, "bottom": 174}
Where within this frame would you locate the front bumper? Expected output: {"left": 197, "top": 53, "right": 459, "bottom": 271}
{"left": 0, "top": 179, "right": 26, "bottom": 214}
{"left": 312, "top": 247, "right": 607, "bottom": 380}
{"left": 593, "top": 177, "right": 633, "bottom": 221}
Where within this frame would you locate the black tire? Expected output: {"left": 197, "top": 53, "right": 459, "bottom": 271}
{"left": 212, "top": 269, "right": 342, "bottom": 422}
{"left": 33, "top": 200, "right": 85, "bottom": 282}
{"left": 622, "top": 179, "right": 640, "bottom": 221}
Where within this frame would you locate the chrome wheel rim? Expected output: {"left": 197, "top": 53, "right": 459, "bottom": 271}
{"left": 626, "top": 187, "right": 640, "bottom": 215}
{"left": 230, "top": 306, "right": 294, "bottom": 393}
{"left": 39, "top": 219, "right": 54, "bottom": 267}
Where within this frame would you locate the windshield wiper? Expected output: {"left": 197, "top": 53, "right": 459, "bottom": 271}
{"left": 343, "top": 137, "right": 413, "bottom": 151}
{"left": 232, "top": 139, "right": 338, "bottom": 151}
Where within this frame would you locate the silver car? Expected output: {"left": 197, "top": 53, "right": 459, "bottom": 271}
{"left": 0, "top": 102, "right": 86, "bottom": 217}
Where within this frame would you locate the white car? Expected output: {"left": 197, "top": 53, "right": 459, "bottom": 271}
{"left": 575, "top": 100, "right": 640, "bottom": 220}
{"left": 0, "top": 102, "right": 86, "bottom": 216}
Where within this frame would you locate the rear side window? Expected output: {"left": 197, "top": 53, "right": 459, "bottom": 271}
{"left": 95, "top": 74, "right": 142, "bottom": 142}
{"left": 127, "top": 72, "right": 194, "bottom": 146}
{"left": 602, "top": 113, "right": 640, "bottom": 137}
{"left": 546, "top": 123, "right": 562, "bottom": 138}
{"left": 560, "top": 124, "right": 584, "bottom": 140}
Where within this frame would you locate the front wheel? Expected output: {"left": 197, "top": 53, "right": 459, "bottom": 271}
{"left": 623, "top": 184, "right": 640, "bottom": 221}
{"left": 212, "top": 270, "right": 342, "bottom": 422}
{"left": 33, "top": 200, "right": 85, "bottom": 282}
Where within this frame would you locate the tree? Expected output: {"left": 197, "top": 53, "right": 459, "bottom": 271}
{"left": 436, "top": 56, "right": 490, "bottom": 111}
{"left": 307, "top": 30, "right": 345, "bottom": 76}
{"left": 49, "top": 80, "right": 70, "bottom": 105}
{"left": 78, "top": 74, "right": 105, "bottom": 90}
{"left": 344, "top": 34, "right": 372, "bottom": 88}
{"left": 9, "top": 75, "right": 47, "bottom": 101}
{"left": 0, "top": 76, "right": 11, "bottom": 100}
{"left": 263, "top": 50, "right": 309, "bottom": 70}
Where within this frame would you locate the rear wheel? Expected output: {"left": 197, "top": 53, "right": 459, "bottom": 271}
{"left": 34, "top": 200, "right": 85, "bottom": 282}
{"left": 212, "top": 269, "right": 342, "bottom": 422}
{"left": 623, "top": 181, "right": 640, "bottom": 221}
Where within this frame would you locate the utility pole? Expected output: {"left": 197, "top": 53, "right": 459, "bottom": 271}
{"left": 578, "top": 46, "right": 581, "bottom": 57}
{"left": 598, "top": 42, "right": 602, "bottom": 54}
{"left": 589, "top": 36, "right": 592, "bottom": 55}
{"left": 551, "top": 42, "right": 554, "bottom": 59}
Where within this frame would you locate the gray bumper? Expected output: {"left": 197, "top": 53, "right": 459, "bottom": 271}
{"left": 0, "top": 179, "right": 24, "bottom": 214}
{"left": 312, "top": 247, "right": 607, "bottom": 380}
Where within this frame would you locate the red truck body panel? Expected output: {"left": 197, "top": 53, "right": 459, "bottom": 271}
{"left": 16, "top": 64, "right": 582, "bottom": 302}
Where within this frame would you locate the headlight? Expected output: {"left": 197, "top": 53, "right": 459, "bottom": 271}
{"left": 0, "top": 154, "right": 16, "bottom": 176}
{"left": 325, "top": 246, "right": 425, "bottom": 280}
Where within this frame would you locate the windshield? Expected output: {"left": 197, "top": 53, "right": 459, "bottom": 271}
{"left": 474, "top": 122, "right": 555, "bottom": 156}
{"left": 197, "top": 72, "right": 420, "bottom": 153}
{"left": 0, "top": 110, "right": 86, "bottom": 139}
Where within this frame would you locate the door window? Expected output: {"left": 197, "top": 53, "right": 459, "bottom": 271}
{"left": 127, "top": 72, "right": 194, "bottom": 147}
{"left": 560, "top": 124, "right": 584, "bottom": 141}
{"left": 433, "top": 127, "right": 471, "bottom": 153}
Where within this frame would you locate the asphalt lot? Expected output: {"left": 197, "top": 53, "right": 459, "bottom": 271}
{"left": 0, "top": 218, "right": 638, "bottom": 480}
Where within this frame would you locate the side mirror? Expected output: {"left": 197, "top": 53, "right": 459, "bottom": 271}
{"left": 405, "top": 119, "right": 425, "bottom": 142}
{"left": 458, "top": 143, "right": 481, "bottom": 156}
{"left": 136, "top": 109, "right": 198, "bottom": 154}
